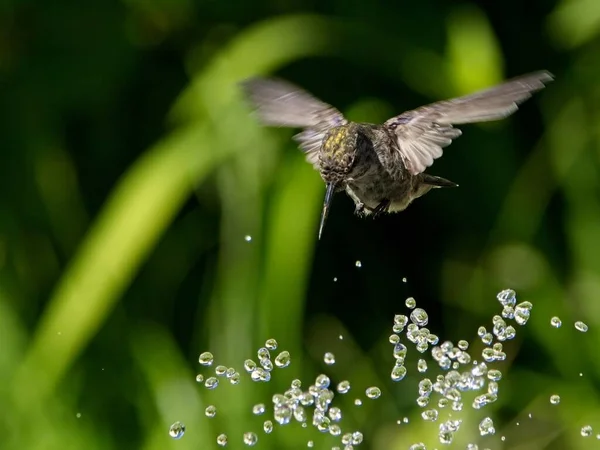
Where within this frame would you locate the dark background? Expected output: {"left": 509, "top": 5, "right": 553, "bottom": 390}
{"left": 2, "top": 0, "right": 600, "bottom": 448}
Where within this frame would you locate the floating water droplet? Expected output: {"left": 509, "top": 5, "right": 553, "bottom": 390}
{"left": 315, "top": 374, "right": 330, "bottom": 389}
{"left": 417, "top": 359, "right": 428, "bottom": 373}
{"left": 169, "top": 421, "right": 185, "bottom": 439}
{"left": 243, "top": 431, "right": 258, "bottom": 446}
{"left": 391, "top": 364, "right": 407, "bottom": 382}
{"left": 252, "top": 403, "right": 265, "bottom": 415}
{"left": 422, "top": 409, "right": 439, "bottom": 421}
{"left": 263, "top": 420, "right": 273, "bottom": 433}
{"left": 250, "top": 368, "right": 271, "bottom": 382}
{"left": 581, "top": 425, "right": 593, "bottom": 437}
{"left": 229, "top": 372, "right": 241, "bottom": 384}
{"left": 215, "top": 365, "right": 227, "bottom": 376}
{"left": 274, "top": 351, "right": 291, "bottom": 368}
{"left": 257, "top": 347, "right": 270, "bottom": 360}
{"left": 205, "top": 405, "right": 217, "bottom": 418}
{"left": 487, "top": 369, "right": 502, "bottom": 381}
{"left": 333, "top": 277, "right": 338, "bottom": 282}
{"left": 199, "top": 352, "right": 214, "bottom": 366}
{"left": 337, "top": 380, "right": 351, "bottom": 394}
{"left": 575, "top": 321, "right": 588, "bottom": 332}
{"left": 324, "top": 352, "right": 336, "bottom": 365}
{"left": 352, "top": 431, "right": 364, "bottom": 444}
{"left": 550, "top": 394, "right": 560, "bottom": 405}
{"left": 330, "top": 424, "right": 342, "bottom": 436}
{"left": 355, "top": 260, "right": 362, "bottom": 268}
{"left": 195, "top": 374, "right": 204, "bottom": 383}
{"left": 514, "top": 301, "right": 533, "bottom": 325}
{"left": 328, "top": 407, "right": 342, "bottom": 422}
{"left": 409, "top": 443, "right": 426, "bottom": 450}
{"left": 550, "top": 316, "right": 562, "bottom": 328}
{"left": 244, "top": 359, "right": 257, "bottom": 373}
{"left": 217, "top": 433, "right": 228, "bottom": 446}
{"left": 410, "top": 308, "right": 429, "bottom": 326}
{"left": 76, "top": 412, "right": 81, "bottom": 418}
{"left": 405, "top": 297, "right": 417, "bottom": 309}
{"left": 365, "top": 386, "right": 381, "bottom": 399}
{"left": 402, "top": 277, "right": 407, "bottom": 282}
{"left": 244, "top": 235, "right": 252, "bottom": 242}
{"left": 354, "top": 398, "right": 362, "bottom": 406}
{"left": 205, "top": 377, "right": 219, "bottom": 389}
{"left": 307, "top": 440, "right": 314, "bottom": 447}
{"left": 497, "top": 289, "right": 516, "bottom": 307}
{"left": 458, "top": 340, "right": 469, "bottom": 350}
{"left": 479, "top": 417, "right": 495, "bottom": 436}
{"left": 265, "top": 338, "right": 278, "bottom": 350}
{"left": 339, "top": 334, "right": 344, "bottom": 340}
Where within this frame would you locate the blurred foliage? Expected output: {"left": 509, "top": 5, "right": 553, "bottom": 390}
{"left": 2, "top": 0, "right": 600, "bottom": 449}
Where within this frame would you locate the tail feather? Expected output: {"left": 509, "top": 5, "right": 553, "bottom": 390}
{"left": 421, "top": 174, "right": 459, "bottom": 188}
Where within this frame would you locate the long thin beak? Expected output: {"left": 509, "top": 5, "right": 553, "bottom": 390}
{"left": 318, "top": 182, "right": 336, "bottom": 240}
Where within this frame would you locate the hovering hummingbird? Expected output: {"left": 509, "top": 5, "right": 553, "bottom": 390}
{"left": 241, "top": 71, "right": 553, "bottom": 239}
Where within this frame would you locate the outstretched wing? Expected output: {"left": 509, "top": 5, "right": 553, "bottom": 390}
{"left": 383, "top": 71, "right": 554, "bottom": 176}
{"left": 240, "top": 77, "right": 347, "bottom": 166}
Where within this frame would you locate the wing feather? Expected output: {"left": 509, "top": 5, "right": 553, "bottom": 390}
{"left": 241, "top": 77, "right": 347, "bottom": 165}
{"left": 384, "top": 71, "right": 554, "bottom": 175}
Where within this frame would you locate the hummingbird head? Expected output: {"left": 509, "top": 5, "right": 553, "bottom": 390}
{"left": 317, "top": 123, "right": 368, "bottom": 239}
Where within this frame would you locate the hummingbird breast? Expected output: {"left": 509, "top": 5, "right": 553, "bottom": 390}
{"left": 342, "top": 125, "right": 431, "bottom": 213}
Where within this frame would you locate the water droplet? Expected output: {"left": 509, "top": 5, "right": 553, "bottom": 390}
{"left": 365, "top": 386, "right": 381, "bottom": 399}
{"left": 330, "top": 424, "right": 342, "bottom": 436}
{"left": 514, "top": 301, "right": 533, "bottom": 325}
{"left": 252, "top": 403, "right": 265, "bottom": 415}
{"left": 550, "top": 316, "right": 562, "bottom": 328}
{"left": 215, "top": 365, "right": 227, "bottom": 376}
{"left": 244, "top": 235, "right": 252, "bottom": 242}
{"left": 244, "top": 359, "right": 257, "bottom": 373}
{"left": 550, "top": 394, "right": 560, "bottom": 405}
{"left": 229, "top": 372, "right": 241, "bottom": 384}
{"left": 581, "top": 425, "right": 593, "bottom": 437}
{"left": 479, "top": 417, "right": 495, "bottom": 436}
{"left": 355, "top": 260, "right": 362, "bottom": 268}
{"left": 409, "top": 444, "right": 426, "bottom": 450}
{"left": 307, "top": 440, "right": 314, "bottom": 447}
{"left": 352, "top": 431, "right": 364, "bottom": 444}
{"left": 410, "top": 308, "right": 429, "bottom": 326}
{"left": 421, "top": 409, "right": 438, "bottom": 421}
{"left": 337, "top": 380, "right": 351, "bottom": 394}
{"left": 217, "top": 433, "right": 228, "bottom": 446}
{"left": 263, "top": 420, "right": 273, "bottom": 433}
{"left": 274, "top": 351, "right": 291, "bottom": 368}
{"left": 250, "top": 368, "right": 271, "bottom": 382}
{"left": 333, "top": 277, "right": 338, "bottom": 282}
{"left": 199, "top": 351, "right": 214, "bottom": 366}
{"left": 76, "top": 412, "right": 81, "bottom": 418}
{"left": 265, "top": 338, "right": 278, "bottom": 350}
{"left": 417, "top": 359, "right": 428, "bottom": 373}
{"left": 205, "top": 377, "right": 219, "bottom": 389}
{"left": 402, "top": 277, "right": 407, "bottom": 282}
{"left": 405, "top": 297, "right": 417, "bottom": 309}
{"left": 575, "top": 321, "right": 588, "bottom": 332}
{"left": 205, "top": 405, "right": 217, "bottom": 418}
{"left": 391, "top": 364, "right": 407, "bottom": 382}
{"left": 497, "top": 289, "right": 516, "bottom": 306}
{"left": 169, "top": 421, "right": 185, "bottom": 439}
{"left": 329, "top": 406, "right": 342, "bottom": 421}
{"left": 354, "top": 398, "right": 362, "bottom": 406}
{"left": 257, "top": 347, "right": 270, "bottom": 360}
{"left": 458, "top": 340, "right": 469, "bottom": 350}
{"left": 389, "top": 334, "right": 400, "bottom": 344}
{"left": 315, "top": 374, "right": 331, "bottom": 388}
{"left": 339, "top": 334, "right": 344, "bottom": 340}
{"left": 243, "top": 431, "right": 258, "bottom": 446}
{"left": 324, "top": 352, "right": 336, "bottom": 365}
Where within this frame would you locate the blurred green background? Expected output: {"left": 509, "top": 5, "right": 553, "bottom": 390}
{"left": 2, "top": 0, "right": 600, "bottom": 448}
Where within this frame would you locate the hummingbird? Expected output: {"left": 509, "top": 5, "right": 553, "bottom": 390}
{"left": 241, "top": 71, "right": 553, "bottom": 239}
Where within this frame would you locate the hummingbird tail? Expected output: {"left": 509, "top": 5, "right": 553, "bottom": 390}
{"left": 421, "top": 174, "right": 459, "bottom": 188}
